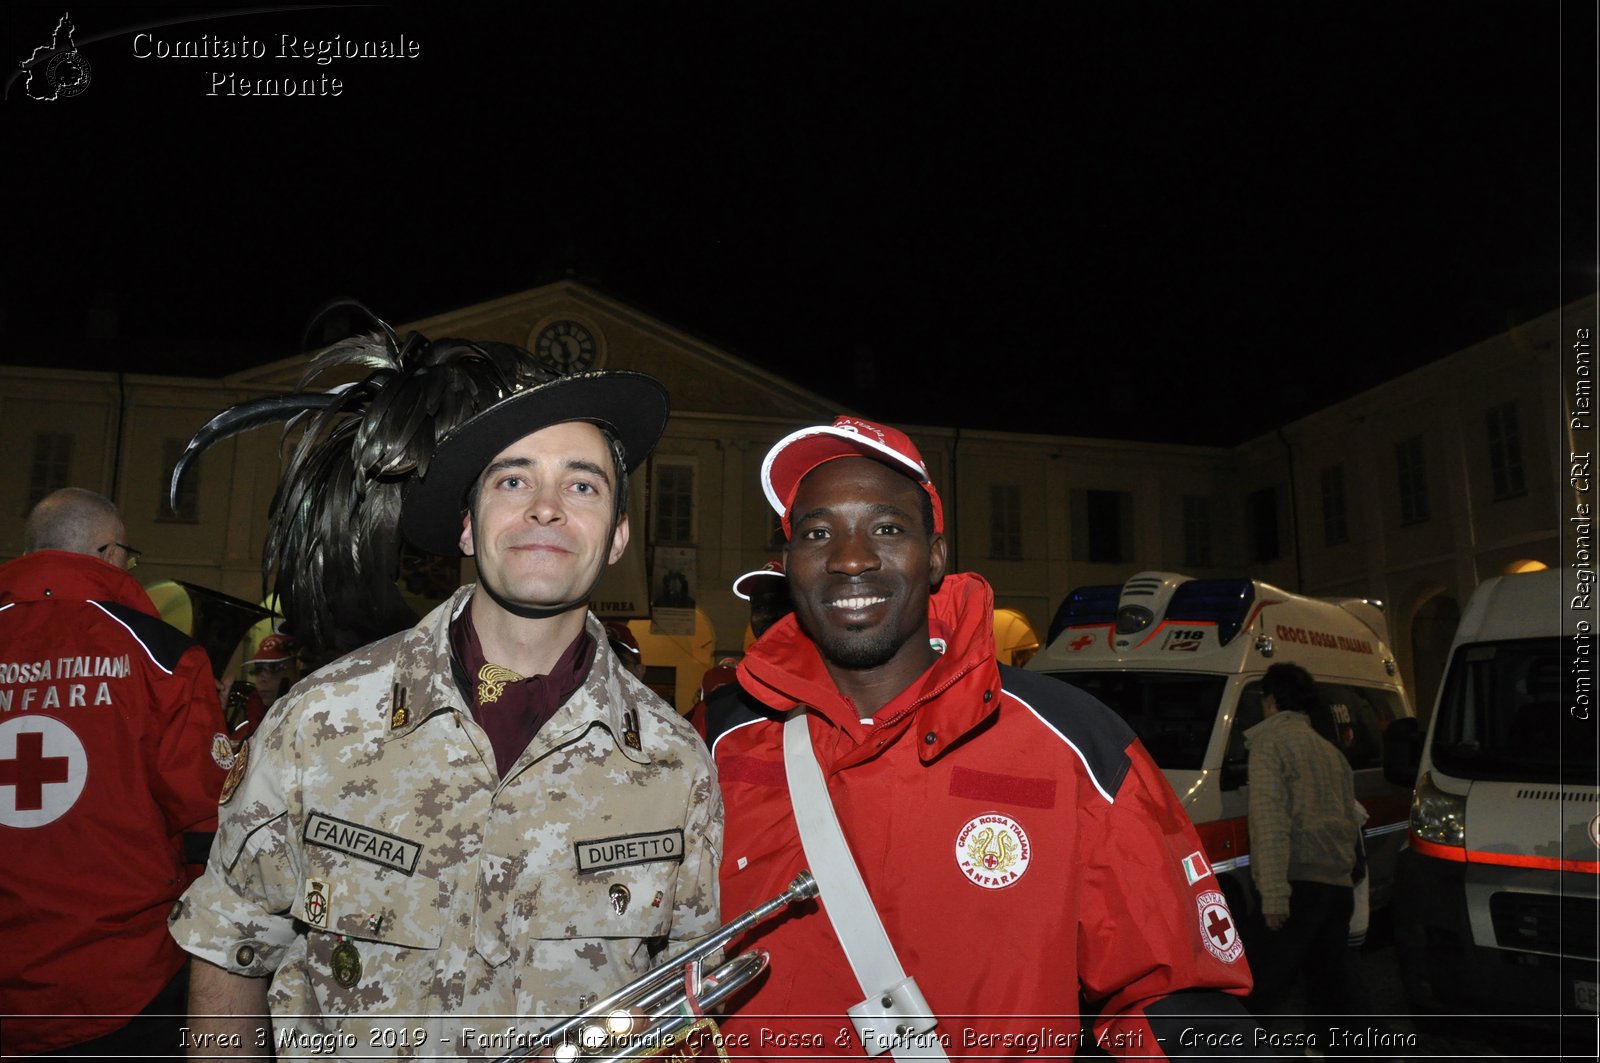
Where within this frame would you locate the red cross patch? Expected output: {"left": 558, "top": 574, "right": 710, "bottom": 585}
{"left": 1196, "top": 889, "right": 1243, "bottom": 963}
{"left": 0, "top": 716, "right": 87, "bottom": 828}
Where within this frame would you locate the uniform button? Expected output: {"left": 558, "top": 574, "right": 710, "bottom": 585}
{"left": 923, "top": 732, "right": 937, "bottom": 745}
{"left": 235, "top": 944, "right": 255, "bottom": 967}
{"left": 983, "top": 689, "right": 994, "bottom": 702}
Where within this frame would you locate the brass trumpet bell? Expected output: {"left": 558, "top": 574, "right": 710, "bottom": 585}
{"left": 494, "top": 871, "right": 818, "bottom": 1063}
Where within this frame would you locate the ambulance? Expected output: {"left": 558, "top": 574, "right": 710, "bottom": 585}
{"left": 1026, "top": 570, "right": 1415, "bottom": 920}
{"left": 1382, "top": 569, "right": 1599, "bottom": 1022}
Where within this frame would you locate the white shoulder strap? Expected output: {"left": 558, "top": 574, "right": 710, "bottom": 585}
{"left": 783, "top": 709, "right": 948, "bottom": 1060}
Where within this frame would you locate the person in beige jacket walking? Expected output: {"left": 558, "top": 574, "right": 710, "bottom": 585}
{"left": 1243, "top": 662, "right": 1371, "bottom": 1054}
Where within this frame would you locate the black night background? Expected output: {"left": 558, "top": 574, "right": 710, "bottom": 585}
{"left": 3, "top": 1, "right": 1596, "bottom": 444}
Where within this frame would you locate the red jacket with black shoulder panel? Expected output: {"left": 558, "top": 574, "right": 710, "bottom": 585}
{"left": 0, "top": 551, "right": 228, "bottom": 1054}
{"left": 708, "top": 572, "right": 1260, "bottom": 1060}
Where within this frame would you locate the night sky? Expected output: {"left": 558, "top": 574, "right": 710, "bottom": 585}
{"left": 4, "top": 1, "right": 1595, "bottom": 445}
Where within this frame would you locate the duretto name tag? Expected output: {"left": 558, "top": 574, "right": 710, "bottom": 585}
{"left": 574, "top": 829, "right": 686, "bottom": 873}
{"left": 304, "top": 812, "right": 421, "bottom": 875}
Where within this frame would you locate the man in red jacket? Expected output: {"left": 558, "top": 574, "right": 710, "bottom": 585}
{"left": 0, "top": 488, "right": 229, "bottom": 1057}
{"left": 707, "top": 418, "right": 1262, "bottom": 1060}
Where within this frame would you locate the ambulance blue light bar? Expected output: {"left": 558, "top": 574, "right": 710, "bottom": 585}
{"left": 1047, "top": 584, "right": 1121, "bottom": 646}
{"left": 1166, "top": 579, "right": 1256, "bottom": 646}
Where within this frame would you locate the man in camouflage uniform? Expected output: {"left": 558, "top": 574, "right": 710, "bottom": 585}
{"left": 171, "top": 370, "right": 722, "bottom": 1059}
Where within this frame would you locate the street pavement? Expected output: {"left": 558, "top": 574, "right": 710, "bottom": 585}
{"left": 1253, "top": 911, "right": 1598, "bottom": 1061}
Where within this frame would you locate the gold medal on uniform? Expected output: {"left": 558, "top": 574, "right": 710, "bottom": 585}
{"left": 331, "top": 939, "right": 362, "bottom": 987}
{"left": 218, "top": 740, "right": 250, "bottom": 804}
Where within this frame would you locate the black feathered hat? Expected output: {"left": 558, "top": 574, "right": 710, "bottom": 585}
{"left": 400, "top": 371, "right": 669, "bottom": 556}
{"left": 167, "top": 301, "right": 669, "bottom": 659}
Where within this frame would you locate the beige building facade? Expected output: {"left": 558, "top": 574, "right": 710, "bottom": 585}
{"left": 4, "top": 282, "right": 1590, "bottom": 715}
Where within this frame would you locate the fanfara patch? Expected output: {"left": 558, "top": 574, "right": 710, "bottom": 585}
{"left": 218, "top": 739, "right": 250, "bottom": 804}
{"left": 954, "top": 812, "right": 1032, "bottom": 889}
{"left": 305, "top": 812, "right": 421, "bottom": 875}
{"left": 210, "top": 733, "right": 237, "bottom": 771}
{"left": 1196, "top": 889, "right": 1243, "bottom": 963}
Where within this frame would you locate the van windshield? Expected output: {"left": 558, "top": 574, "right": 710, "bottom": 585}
{"left": 1041, "top": 671, "right": 1227, "bottom": 770}
{"left": 1430, "top": 637, "right": 1595, "bottom": 784}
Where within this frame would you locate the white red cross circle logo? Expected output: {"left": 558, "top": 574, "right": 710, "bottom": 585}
{"left": 954, "top": 812, "right": 1032, "bottom": 889}
{"left": 1196, "top": 889, "right": 1243, "bottom": 963}
{"left": 0, "top": 716, "right": 88, "bottom": 828}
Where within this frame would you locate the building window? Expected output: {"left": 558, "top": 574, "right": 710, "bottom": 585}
{"left": 652, "top": 461, "right": 696, "bottom": 544}
{"left": 1248, "top": 487, "right": 1280, "bottom": 562}
{"left": 159, "top": 438, "right": 200, "bottom": 522}
{"left": 27, "top": 432, "right": 73, "bottom": 510}
{"left": 1485, "top": 402, "right": 1527, "bottom": 499}
{"left": 1395, "top": 436, "right": 1430, "bottom": 524}
{"left": 1182, "top": 496, "right": 1212, "bottom": 568}
{"left": 1320, "top": 466, "right": 1349, "bottom": 546}
{"left": 990, "top": 484, "right": 1023, "bottom": 560}
{"left": 1073, "top": 489, "right": 1132, "bottom": 564}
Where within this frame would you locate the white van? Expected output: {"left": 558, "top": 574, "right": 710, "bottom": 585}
{"left": 1026, "top": 570, "right": 1415, "bottom": 919}
{"left": 1383, "top": 569, "right": 1599, "bottom": 1022}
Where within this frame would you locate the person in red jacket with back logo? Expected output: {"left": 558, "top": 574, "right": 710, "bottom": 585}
{"left": 0, "top": 488, "right": 229, "bottom": 1057}
{"left": 707, "top": 418, "right": 1267, "bottom": 1060}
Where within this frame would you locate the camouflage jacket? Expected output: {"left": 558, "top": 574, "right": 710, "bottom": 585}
{"left": 170, "top": 586, "right": 722, "bottom": 1059}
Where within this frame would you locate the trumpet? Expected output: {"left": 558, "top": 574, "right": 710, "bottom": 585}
{"left": 494, "top": 870, "right": 819, "bottom": 1063}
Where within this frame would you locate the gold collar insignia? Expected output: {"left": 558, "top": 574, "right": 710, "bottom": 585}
{"left": 477, "top": 663, "right": 524, "bottom": 705}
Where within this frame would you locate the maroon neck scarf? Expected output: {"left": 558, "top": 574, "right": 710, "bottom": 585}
{"left": 449, "top": 603, "right": 595, "bottom": 780}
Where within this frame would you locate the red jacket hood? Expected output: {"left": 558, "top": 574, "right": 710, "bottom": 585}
{"left": 736, "top": 570, "right": 1003, "bottom": 754}
{"left": 0, "top": 550, "right": 160, "bottom": 617}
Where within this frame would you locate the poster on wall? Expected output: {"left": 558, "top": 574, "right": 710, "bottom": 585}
{"left": 651, "top": 546, "right": 697, "bottom": 636}
{"left": 590, "top": 492, "right": 651, "bottom": 621}
{"left": 590, "top": 537, "right": 650, "bottom": 620}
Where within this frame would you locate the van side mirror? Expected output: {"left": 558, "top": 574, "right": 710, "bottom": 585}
{"left": 1221, "top": 758, "right": 1249, "bottom": 791}
{"left": 1383, "top": 717, "right": 1422, "bottom": 788}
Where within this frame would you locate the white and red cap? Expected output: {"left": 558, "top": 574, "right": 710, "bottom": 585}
{"left": 244, "top": 632, "right": 298, "bottom": 666}
{"left": 760, "top": 416, "right": 944, "bottom": 537}
{"left": 731, "top": 559, "right": 786, "bottom": 600}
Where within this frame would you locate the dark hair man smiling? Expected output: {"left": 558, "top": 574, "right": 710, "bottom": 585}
{"left": 169, "top": 337, "right": 721, "bottom": 1060}
{"left": 707, "top": 416, "right": 1263, "bottom": 1060}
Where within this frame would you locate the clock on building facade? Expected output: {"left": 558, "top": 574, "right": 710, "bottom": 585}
{"left": 533, "top": 319, "right": 599, "bottom": 373}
